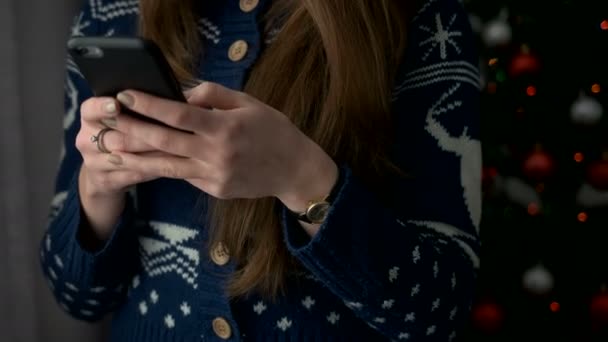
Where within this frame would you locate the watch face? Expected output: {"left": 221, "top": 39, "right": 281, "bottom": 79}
{"left": 307, "top": 202, "right": 331, "bottom": 224}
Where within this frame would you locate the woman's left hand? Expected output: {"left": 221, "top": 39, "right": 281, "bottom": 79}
{"left": 106, "top": 82, "right": 338, "bottom": 213}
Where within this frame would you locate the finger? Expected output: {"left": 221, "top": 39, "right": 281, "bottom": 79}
{"left": 186, "top": 81, "right": 247, "bottom": 110}
{"left": 96, "top": 128, "right": 155, "bottom": 153}
{"left": 109, "top": 113, "right": 199, "bottom": 157}
{"left": 77, "top": 121, "right": 156, "bottom": 155}
{"left": 116, "top": 90, "right": 215, "bottom": 132}
{"left": 88, "top": 169, "right": 161, "bottom": 192}
{"left": 85, "top": 150, "right": 171, "bottom": 173}
{"left": 110, "top": 151, "right": 206, "bottom": 180}
{"left": 80, "top": 97, "right": 121, "bottom": 122}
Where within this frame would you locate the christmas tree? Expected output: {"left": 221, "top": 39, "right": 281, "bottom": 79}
{"left": 462, "top": 0, "right": 608, "bottom": 341}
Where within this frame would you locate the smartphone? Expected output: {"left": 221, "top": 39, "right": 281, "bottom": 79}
{"left": 67, "top": 36, "right": 188, "bottom": 128}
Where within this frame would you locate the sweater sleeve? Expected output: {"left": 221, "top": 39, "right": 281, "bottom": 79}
{"left": 39, "top": 2, "right": 139, "bottom": 322}
{"left": 281, "top": 0, "right": 481, "bottom": 340}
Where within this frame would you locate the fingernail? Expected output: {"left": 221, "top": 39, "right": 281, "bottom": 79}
{"left": 117, "top": 92, "right": 135, "bottom": 108}
{"left": 107, "top": 154, "right": 123, "bottom": 165}
{"left": 101, "top": 118, "right": 117, "bottom": 128}
{"left": 104, "top": 100, "right": 117, "bottom": 115}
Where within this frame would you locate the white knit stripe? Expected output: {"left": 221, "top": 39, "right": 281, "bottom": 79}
{"left": 392, "top": 76, "right": 479, "bottom": 100}
{"left": 398, "top": 220, "right": 479, "bottom": 268}
{"left": 393, "top": 62, "right": 480, "bottom": 97}
{"left": 89, "top": 0, "right": 139, "bottom": 22}
{"left": 400, "top": 61, "right": 478, "bottom": 83}
{"left": 412, "top": 0, "right": 438, "bottom": 22}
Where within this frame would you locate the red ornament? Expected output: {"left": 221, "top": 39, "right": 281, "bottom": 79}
{"left": 482, "top": 166, "right": 499, "bottom": 190}
{"left": 471, "top": 301, "right": 504, "bottom": 334}
{"left": 591, "top": 292, "right": 608, "bottom": 330}
{"left": 523, "top": 147, "right": 555, "bottom": 181}
{"left": 509, "top": 48, "right": 541, "bottom": 77}
{"left": 587, "top": 158, "right": 608, "bottom": 190}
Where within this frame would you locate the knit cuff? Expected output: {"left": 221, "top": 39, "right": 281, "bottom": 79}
{"left": 46, "top": 172, "right": 137, "bottom": 287}
{"left": 281, "top": 166, "right": 376, "bottom": 300}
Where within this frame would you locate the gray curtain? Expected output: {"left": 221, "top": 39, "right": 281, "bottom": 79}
{"left": 0, "top": 0, "right": 106, "bottom": 340}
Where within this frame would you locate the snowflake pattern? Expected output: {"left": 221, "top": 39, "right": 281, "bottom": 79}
{"left": 277, "top": 317, "right": 292, "bottom": 332}
{"left": 164, "top": 314, "right": 175, "bottom": 329}
{"left": 62, "top": 293, "right": 74, "bottom": 302}
{"left": 180, "top": 302, "right": 191, "bottom": 316}
{"left": 431, "top": 298, "right": 441, "bottom": 311}
{"left": 449, "top": 331, "right": 457, "bottom": 341}
{"left": 302, "top": 296, "right": 315, "bottom": 310}
{"left": 253, "top": 301, "right": 267, "bottom": 315}
{"left": 388, "top": 266, "right": 400, "bottom": 283}
{"left": 433, "top": 261, "right": 439, "bottom": 278}
{"left": 373, "top": 317, "right": 386, "bottom": 324}
{"left": 150, "top": 290, "right": 159, "bottom": 304}
{"left": 405, "top": 312, "right": 416, "bottom": 322}
{"left": 452, "top": 273, "right": 457, "bottom": 289}
{"left": 426, "top": 325, "right": 437, "bottom": 335}
{"left": 419, "top": 12, "right": 462, "bottom": 61}
{"left": 398, "top": 332, "right": 410, "bottom": 340}
{"left": 327, "top": 312, "right": 340, "bottom": 325}
{"left": 411, "top": 284, "right": 421, "bottom": 297}
{"left": 139, "top": 301, "right": 148, "bottom": 315}
{"left": 382, "top": 299, "right": 395, "bottom": 309}
{"left": 449, "top": 307, "right": 458, "bottom": 320}
{"left": 412, "top": 246, "right": 421, "bottom": 264}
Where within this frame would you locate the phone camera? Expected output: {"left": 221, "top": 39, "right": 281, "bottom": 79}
{"left": 75, "top": 47, "right": 89, "bottom": 56}
{"left": 75, "top": 46, "right": 104, "bottom": 58}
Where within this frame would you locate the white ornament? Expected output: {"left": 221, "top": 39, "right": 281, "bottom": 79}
{"left": 522, "top": 264, "right": 554, "bottom": 295}
{"left": 504, "top": 177, "right": 541, "bottom": 208}
{"left": 576, "top": 182, "right": 608, "bottom": 207}
{"left": 571, "top": 92, "right": 603, "bottom": 125}
{"left": 482, "top": 9, "right": 512, "bottom": 47}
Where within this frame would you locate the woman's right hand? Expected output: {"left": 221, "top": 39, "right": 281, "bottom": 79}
{"left": 75, "top": 97, "right": 156, "bottom": 242}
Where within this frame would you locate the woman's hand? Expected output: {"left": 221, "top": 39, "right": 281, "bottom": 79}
{"left": 106, "top": 82, "right": 338, "bottom": 216}
{"left": 76, "top": 97, "right": 167, "bottom": 241}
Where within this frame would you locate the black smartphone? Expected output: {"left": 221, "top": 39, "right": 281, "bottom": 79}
{"left": 67, "top": 36, "right": 188, "bottom": 128}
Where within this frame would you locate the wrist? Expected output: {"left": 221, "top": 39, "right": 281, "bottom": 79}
{"left": 278, "top": 141, "right": 338, "bottom": 214}
{"left": 78, "top": 168, "right": 126, "bottom": 242}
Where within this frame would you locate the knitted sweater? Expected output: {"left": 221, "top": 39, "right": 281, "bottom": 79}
{"left": 40, "top": 0, "right": 482, "bottom": 341}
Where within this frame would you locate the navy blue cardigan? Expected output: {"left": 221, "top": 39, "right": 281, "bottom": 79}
{"left": 40, "top": 0, "right": 481, "bottom": 340}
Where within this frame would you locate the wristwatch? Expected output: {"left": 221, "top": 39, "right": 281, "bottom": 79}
{"left": 294, "top": 197, "right": 332, "bottom": 224}
{"left": 289, "top": 168, "right": 342, "bottom": 224}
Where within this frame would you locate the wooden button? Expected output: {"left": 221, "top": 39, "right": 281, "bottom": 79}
{"left": 210, "top": 242, "right": 230, "bottom": 266}
{"left": 239, "top": 0, "right": 259, "bottom": 12}
{"left": 228, "top": 40, "right": 248, "bottom": 62}
{"left": 212, "top": 317, "right": 232, "bottom": 339}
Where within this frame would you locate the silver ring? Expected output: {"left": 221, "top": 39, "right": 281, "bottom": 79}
{"left": 90, "top": 127, "right": 113, "bottom": 154}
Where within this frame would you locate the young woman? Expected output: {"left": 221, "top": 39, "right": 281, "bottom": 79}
{"left": 40, "top": 0, "right": 481, "bottom": 340}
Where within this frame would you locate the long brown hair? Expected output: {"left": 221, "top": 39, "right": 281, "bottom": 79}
{"left": 140, "top": 0, "right": 413, "bottom": 298}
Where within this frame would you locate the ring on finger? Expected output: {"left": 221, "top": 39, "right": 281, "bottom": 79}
{"left": 90, "top": 127, "right": 113, "bottom": 154}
